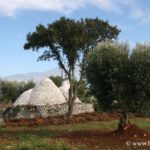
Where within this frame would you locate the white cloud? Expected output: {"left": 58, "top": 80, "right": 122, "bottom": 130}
{"left": 131, "top": 7, "right": 150, "bottom": 25}
{"left": 0, "top": 0, "right": 150, "bottom": 25}
{"left": 0, "top": 0, "right": 85, "bottom": 16}
{"left": 89, "top": 0, "right": 121, "bottom": 13}
{"left": 0, "top": 0, "right": 122, "bottom": 16}
{"left": 119, "top": 0, "right": 150, "bottom": 25}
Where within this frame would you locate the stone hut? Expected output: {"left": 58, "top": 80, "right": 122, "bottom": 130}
{"left": 28, "top": 78, "right": 66, "bottom": 106}
{"left": 59, "top": 80, "right": 82, "bottom": 103}
{"left": 13, "top": 89, "right": 33, "bottom": 106}
{"left": 6, "top": 77, "right": 94, "bottom": 120}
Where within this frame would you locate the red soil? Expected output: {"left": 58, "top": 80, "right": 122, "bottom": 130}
{"left": 4, "top": 112, "right": 121, "bottom": 127}
{"left": 3, "top": 112, "right": 150, "bottom": 149}
{"left": 56, "top": 124, "right": 150, "bottom": 150}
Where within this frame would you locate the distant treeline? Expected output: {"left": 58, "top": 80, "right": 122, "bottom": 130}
{"left": 0, "top": 76, "right": 94, "bottom": 107}
{"left": 0, "top": 80, "right": 35, "bottom": 104}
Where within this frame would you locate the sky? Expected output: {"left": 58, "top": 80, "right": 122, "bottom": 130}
{"left": 0, "top": 0, "right": 150, "bottom": 76}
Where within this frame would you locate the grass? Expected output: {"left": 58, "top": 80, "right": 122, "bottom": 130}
{"left": 0, "top": 141, "right": 82, "bottom": 150}
{"left": 130, "top": 118, "right": 150, "bottom": 130}
{"left": 0, "top": 129, "right": 82, "bottom": 150}
{"left": 0, "top": 118, "right": 150, "bottom": 150}
{"left": 11, "top": 139, "right": 83, "bottom": 150}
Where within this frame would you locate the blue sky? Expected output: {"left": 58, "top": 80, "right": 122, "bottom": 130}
{"left": 0, "top": 0, "right": 150, "bottom": 76}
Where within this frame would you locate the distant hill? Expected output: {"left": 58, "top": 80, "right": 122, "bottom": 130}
{"left": 0, "top": 67, "right": 79, "bottom": 82}
{"left": 0, "top": 68, "right": 62, "bottom": 82}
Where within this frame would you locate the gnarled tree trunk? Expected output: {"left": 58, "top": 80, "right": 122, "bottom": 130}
{"left": 68, "top": 69, "right": 76, "bottom": 116}
{"left": 117, "top": 112, "right": 130, "bottom": 133}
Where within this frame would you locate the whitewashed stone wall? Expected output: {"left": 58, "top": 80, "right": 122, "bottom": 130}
{"left": 3, "top": 103, "right": 94, "bottom": 120}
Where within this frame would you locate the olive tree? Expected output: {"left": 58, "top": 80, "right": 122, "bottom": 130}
{"left": 128, "top": 43, "right": 150, "bottom": 116}
{"left": 85, "top": 41, "right": 129, "bottom": 111}
{"left": 24, "top": 17, "right": 120, "bottom": 116}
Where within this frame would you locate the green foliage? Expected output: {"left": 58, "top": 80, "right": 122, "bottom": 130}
{"left": 0, "top": 80, "right": 35, "bottom": 103}
{"left": 126, "top": 43, "right": 150, "bottom": 116}
{"left": 76, "top": 80, "right": 97, "bottom": 104}
{"left": 12, "top": 142, "right": 81, "bottom": 150}
{"left": 50, "top": 76, "right": 63, "bottom": 87}
{"left": 24, "top": 16, "right": 120, "bottom": 115}
{"left": 24, "top": 17, "right": 120, "bottom": 73}
{"left": 85, "top": 41, "right": 129, "bottom": 111}
{"left": 76, "top": 80, "right": 88, "bottom": 102}
{"left": 3, "top": 106, "right": 21, "bottom": 118}
{"left": 85, "top": 42, "right": 150, "bottom": 116}
{"left": 50, "top": 74, "right": 93, "bottom": 105}
{"left": 49, "top": 75, "right": 95, "bottom": 104}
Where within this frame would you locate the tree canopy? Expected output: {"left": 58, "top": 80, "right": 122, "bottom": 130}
{"left": 85, "top": 41, "right": 150, "bottom": 116}
{"left": 128, "top": 43, "right": 150, "bottom": 116}
{"left": 24, "top": 17, "right": 120, "bottom": 115}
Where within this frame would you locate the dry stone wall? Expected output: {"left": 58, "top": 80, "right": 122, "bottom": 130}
{"left": 3, "top": 103, "right": 94, "bottom": 120}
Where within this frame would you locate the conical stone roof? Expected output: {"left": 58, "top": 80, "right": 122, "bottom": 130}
{"left": 59, "top": 80, "right": 82, "bottom": 103}
{"left": 28, "top": 77, "right": 66, "bottom": 106}
{"left": 13, "top": 89, "right": 33, "bottom": 106}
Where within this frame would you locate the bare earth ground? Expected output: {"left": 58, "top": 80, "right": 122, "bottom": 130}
{"left": 4, "top": 112, "right": 121, "bottom": 126}
{"left": 56, "top": 124, "right": 150, "bottom": 150}
{"left": 1, "top": 112, "right": 150, "bottom": 150}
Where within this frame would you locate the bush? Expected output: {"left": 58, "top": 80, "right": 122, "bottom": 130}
{"left": 50, "top": 76, "right": 64, "bottom": 87}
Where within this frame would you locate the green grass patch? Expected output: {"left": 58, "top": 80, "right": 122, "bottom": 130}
{"left": 0, "top": 141, "right": 82, "bottom": 150}
{"left": 0, "top": 118, "right": 150, "bottom": 150}
{"left": 130, "top": 118, "right": 150, "bottom": 130}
